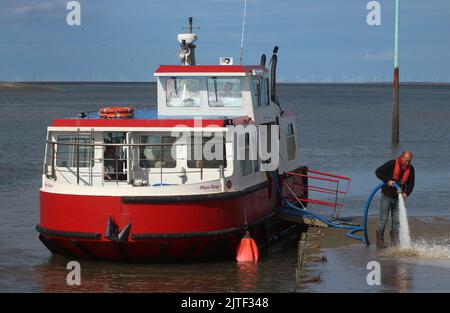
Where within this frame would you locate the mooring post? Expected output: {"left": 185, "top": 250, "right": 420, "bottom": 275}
{"left": 392, "top": 0, "right": 400, "bottom": 144}
{"left": 296, "top": 230, "right": 308, "bottom": 289}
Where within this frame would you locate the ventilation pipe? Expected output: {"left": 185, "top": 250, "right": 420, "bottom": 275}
{"left": 270, "top": 46, "right": 279, "bottom": 103}
{"left": 260, "top": 54, "right": 266, "bottom": 67}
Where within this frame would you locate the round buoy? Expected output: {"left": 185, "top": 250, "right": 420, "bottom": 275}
{"left": 235, "top": 231, "right": 259, "bottom": 262}
{"left": 99, "top": 106, "right": 135, "bottom": 119}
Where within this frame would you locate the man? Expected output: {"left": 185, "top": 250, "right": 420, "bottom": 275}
{"left": 375, "top": 151, "right": 415, "bottom": 248}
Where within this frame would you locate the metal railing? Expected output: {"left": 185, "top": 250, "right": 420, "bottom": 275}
{"left": 44, "top": 139, "right": 227, "bottom": 187}
{"left": 286, "top": 169, "right": 351, "bottom": 218}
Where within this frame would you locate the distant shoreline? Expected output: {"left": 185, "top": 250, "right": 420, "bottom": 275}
{"left": 0, "top": 82, "right": 66, "bottom": 91}
{"left": 2, "top": 81, "right": 450, "bottom": 90}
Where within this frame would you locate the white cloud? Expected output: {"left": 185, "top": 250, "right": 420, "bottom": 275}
{"left": 1, "top": 0, "right": 66, "bottom": 17}
{"left": 361, "top": 50, "right": 393, "bottom": 62}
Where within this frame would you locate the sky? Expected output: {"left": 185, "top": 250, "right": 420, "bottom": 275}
{"left": 1, "top": 0, "right": 450, "bottom": 82}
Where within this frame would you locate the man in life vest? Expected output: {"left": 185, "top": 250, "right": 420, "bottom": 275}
{"left": 375, "top": 151, "right": 415, "bottom": 248}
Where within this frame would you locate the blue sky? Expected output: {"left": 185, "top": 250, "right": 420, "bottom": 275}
{"left": 1, "top": 0, "right": 450, "bottom": 82}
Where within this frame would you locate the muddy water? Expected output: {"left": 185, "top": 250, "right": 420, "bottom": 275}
{"left": 302, "top": 217, "right": 450, "bottom": 292}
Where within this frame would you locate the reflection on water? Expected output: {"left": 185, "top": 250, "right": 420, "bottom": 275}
{"left": 381, "top": 261, "right": 412, "bottom": 293}
{"left": 21, "top": 245, "right": 297, "bottom": 293}
{"left": 236, "top": 262, "right": 259, "bottom": 292}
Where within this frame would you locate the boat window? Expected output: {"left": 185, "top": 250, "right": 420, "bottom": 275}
{"left": 251, "top": 78, "right": 261, "bottom": 106}
{"left": 285, "top": 123, "right": 296, "bottom": 161}
{"left": 56, "top": 135, "right": 93, "bottom": 168}
{"left": 166, "top": 78, "right": 201, "bottom": 107}
{"left": 262, "top": 78, "right": 270, "bottom": 106}
{"left": 207, "top": 78, "right": 243, "bottom": 108}
{"left": 187, "top": 133, "right": 227, "bottom": 169}
{"left": 261, "top": 122, "right": 276, "bottom": 156}
{"left": 251, "top": 78, "right": 269, "bottom": 107}
{"left": 139, "top": 135, "right": 177, "bottom": 168}
{"left": 103, "top": 132, "right": 127, "bottom": 181}
{"left": 240, "top": 133, "right": 259, "bottom": 176}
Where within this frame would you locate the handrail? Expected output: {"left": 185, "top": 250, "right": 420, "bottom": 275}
{"left": 307, "top": 168, "right": 351, "bottom": 181}
{"left": 43, "top": 140, "right": 227, "bottom": 187}
{"left": 44, "top": 140, "right": 233, "bottom": 147}
{"left": 286, "top": 168, "right": 351, "bottom": 217}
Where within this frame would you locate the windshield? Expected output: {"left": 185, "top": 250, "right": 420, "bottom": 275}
{"left": 207, "top": 78, "right": 243, "bottom": 108}
{"left": 166, "top": 78, "right": 201, "bottom": 107}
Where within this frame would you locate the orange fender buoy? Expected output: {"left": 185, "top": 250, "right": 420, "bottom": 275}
{"left": 99, "top": 106, "right": 135, "bottom": 119}
{"left": 236, "top": 231, "right": 259, "bottom": 262}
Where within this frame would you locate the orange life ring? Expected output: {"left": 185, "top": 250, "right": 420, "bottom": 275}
{"left": 99, "top": 106, "right": 135, "bottom": 119}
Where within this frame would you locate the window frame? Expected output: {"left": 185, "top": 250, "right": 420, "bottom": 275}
{"left": 207, "top": 77, "right": 244, "bottom": 109}
{"left": 138, "top": 134, "right": 178, "bottom": 169}
{"left": 165, "top": 77, "right": 203, "bottom": 108}
{"left": 55, "top": 134, "right": 94, "bottom": 168}
{"left": 285, "top": 123, "right": 296, "bottom": 161}
{"left": 187, "top": 132, "right": 227, "bottom": 169}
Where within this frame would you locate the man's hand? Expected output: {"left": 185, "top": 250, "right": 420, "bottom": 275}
{"left": 387, "top": 180, "right": 396, "bottom": 187}
{"left": 402, "top": 193, "right": 408, "bottom": 199}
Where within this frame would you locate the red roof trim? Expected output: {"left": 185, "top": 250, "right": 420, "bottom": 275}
{"left": 52, "top": 119, "right": 225, "bottom": 128}
{"left": 155, "top": 65, "right": 268, "bottom": 74}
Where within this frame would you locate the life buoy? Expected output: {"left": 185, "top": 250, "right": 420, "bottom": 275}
{"left": 99, "top": 106, "right": 135, "bottom": 119}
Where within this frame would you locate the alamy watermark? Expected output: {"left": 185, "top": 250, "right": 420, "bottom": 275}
{"left": 66, "top": 1, "right": 81, "bottom": 26}
{"left": 66, "top": 261, "right": 81, "bottom": 286}
{"left": 367, "top": 1, "right": 381, "bottom": 26}
{"left": 366, "top": 261, "right": 381, "bottom": 286}
{"left": 168, "top": 118, "right": 281, "bottom": 171}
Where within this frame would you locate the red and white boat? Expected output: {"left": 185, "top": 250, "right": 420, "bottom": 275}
{"left": 37, "top": 18, "right": 310, "bottom": 261}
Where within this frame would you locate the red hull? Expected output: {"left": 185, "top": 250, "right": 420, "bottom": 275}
{"left": 38, "top": 180, "right": 304, "bottom": 261}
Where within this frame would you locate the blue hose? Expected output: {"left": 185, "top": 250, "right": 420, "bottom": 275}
{"left": 272, "top": 171, "right": 400, "bottom": 245}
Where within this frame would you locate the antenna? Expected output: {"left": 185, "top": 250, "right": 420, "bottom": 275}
{"left": 239, "top": 0, "right": 248, "bottom": 65}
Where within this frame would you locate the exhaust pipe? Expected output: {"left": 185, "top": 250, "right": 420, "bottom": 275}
{"left": 260, "top": 54, "right": 266, "bottom": 67}
{"left": 270, "top": 46, "right": 279, "bottom": 103}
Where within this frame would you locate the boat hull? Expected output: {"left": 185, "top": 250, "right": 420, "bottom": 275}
{"left": 37, "top": 180, "right": 304, "bottom": 261}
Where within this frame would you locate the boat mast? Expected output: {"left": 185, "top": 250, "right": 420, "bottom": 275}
{"left": 177, "top": 17, "right": 199, "bottom": 66}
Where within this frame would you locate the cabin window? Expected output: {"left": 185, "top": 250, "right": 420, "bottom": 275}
{"left": 207, "top": 78, "right": 243, "bottom": 108}
{"left": 261, "top": 122, "right": 276, "bottom": 158}
{"left": 166, "top": 78, "right": 201, "bottom": 107}
{"left": 262, "top": 78, "right": 270, "bottom": 106}
{"left": 285, "top": 123, "right": 296, "bottom": 161}
{"left": 251, "top": 78, "right": 261, "bottom": 106}
{"left": 252, "top": 78, "right": 270, "bottom": 106}
{"left": 187, "top": 133, "right": 227, "bottom": 169}
{"left": 240, "top": 133, "right": 259, "bottom": 176}
{"left": 103, "top": 132, "right": 127, "bottom": 181}
{"left": 139, "top": 135, "right": 177, "bottom": 168}
{"left": 56, "top": 135, "right": 93, "bottom": 168}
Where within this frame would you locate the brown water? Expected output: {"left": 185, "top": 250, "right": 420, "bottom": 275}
{"left": 1, "top": 83, "right": 450, "bottom": 292}
{"left": 302, "top": 217, "right": 450, "bottom": 293}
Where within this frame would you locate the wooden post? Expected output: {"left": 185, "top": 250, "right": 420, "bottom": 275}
{"left": 392, "top": 0, "right": 400, "bottom": 144}
{"left": 296, "top": 231, "right": 308, "bottom": 289}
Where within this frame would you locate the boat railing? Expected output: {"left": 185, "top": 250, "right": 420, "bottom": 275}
{"left": 43, "top": 140, "right": 227, "bottom": 187}
{"left": 286, "top": 169, "right": 351, "bottom": 218}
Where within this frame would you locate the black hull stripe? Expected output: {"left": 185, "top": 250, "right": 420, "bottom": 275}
{"left": 36, "top": 225, "right": 101, "bottom": 239}
{"left": 121, "top": 181, "right": 269, "bottom": 204}
{"left": 36, "top": 212, "right": 278, "bottom": 241}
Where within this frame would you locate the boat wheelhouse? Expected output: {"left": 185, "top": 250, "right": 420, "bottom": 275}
{"left": 37, "top": 18, "right": 307, "bottom": 261}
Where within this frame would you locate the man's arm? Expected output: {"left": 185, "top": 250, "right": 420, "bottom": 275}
{"left": 375, "top": 160, "right": 394, "bottom": 184}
